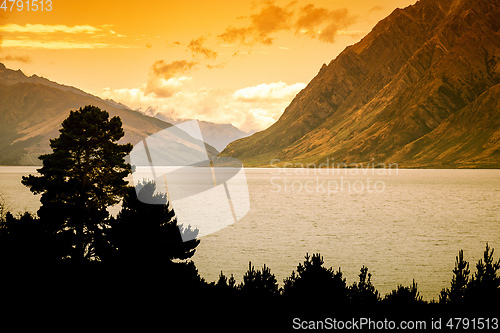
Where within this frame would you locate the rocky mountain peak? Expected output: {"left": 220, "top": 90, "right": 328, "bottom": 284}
{"left": 220, "top": 0, "right": 500, "bottom": 168}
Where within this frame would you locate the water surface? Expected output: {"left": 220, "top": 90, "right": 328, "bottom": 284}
{"left": 1, "top": 166, "right": 498, "bottom": 300}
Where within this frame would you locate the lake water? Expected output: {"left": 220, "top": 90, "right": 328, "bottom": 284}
{"left": 1, "top": 166, "right": 499, "bottom": 300}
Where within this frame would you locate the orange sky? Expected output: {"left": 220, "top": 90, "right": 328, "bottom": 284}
{"left": 0, "top": 0, "right": 416, "bottom": 132}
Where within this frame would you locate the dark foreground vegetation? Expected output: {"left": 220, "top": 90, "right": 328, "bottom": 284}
{"left": 0, "top": 106, "right": 498, "bottom": 329}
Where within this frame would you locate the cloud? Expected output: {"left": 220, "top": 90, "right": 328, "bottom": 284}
{"left": 97, "top": 81, "right": 306, "bottom": 132}
{"left": 295, "top": 4, "right": 356, "bottom": 43}
{"left": 0, "top": 24, "right": 101, "bottom": 34}
{"left": 218, "top": 3, "right": 292, "bottom": 45}
{"left": 233, "top": 81, "right": 306, "bottom": 103}
{"left": 0, "top": 24, "right": 130, "bottom": 49}
{"left": 0, "top": 39, "right": 131, "bottom": 49}
{"left": 151, "top": 86, "right": 291, "bottom": 132}
{"left": 218, "top": 1, "right": 355, "bottom": 46}
{"left": 0, "top": 36, "right": 31, "bottom": 62}
{"left": 206, "top": 63, "right": 225, "bottom": 69}
{"left": 145, "top": 60, "right": 197, "bottom": 97}
{"left": 0, "top": 54, "right": 31, "bottom": 63}
{"left": 369, "top": 5, "right": 384, "bottom": 12}
{"left": 218, "top": 26, "right": 253, "bottom": 45}
{"left": 249, "top": 3, "right": 292, "bottom": 44}
{"left": 145, "top": 76, "right": 192, "bottom": 98}
{"left": 187, "top": 36, "right": 218, "bottom": 59}
{"left": 150, "top": 59, "right": 197, "bottom": 80}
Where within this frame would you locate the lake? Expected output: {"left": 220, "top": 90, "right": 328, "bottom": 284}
{"left": 1, "top": 166, "right": 499, "bottom": 300}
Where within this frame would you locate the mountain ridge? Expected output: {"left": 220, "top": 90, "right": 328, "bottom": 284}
{"left": 151, "top": 112, "right": 252, "bottom": 152}
{"left": 220, "top": 0, "right": 500, "bottom": 168}
{"left": 0, "top": 64, "right": 219, "bottom": 165}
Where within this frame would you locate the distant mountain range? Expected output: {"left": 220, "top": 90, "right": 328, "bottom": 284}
{"left": 221, "top": 0, "right": 500, "bottom": 168}
{"left": 149, "top": 111, "right": 252, "bottom": 152}
{"left": 0, "top": 64, "right": 248, "bottom": 165}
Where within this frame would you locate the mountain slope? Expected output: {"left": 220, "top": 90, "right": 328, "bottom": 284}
{"left": 0, "top": 64, "right": 218, "bottom": 165}
{"left": 221, "top": 0, "right": 500, "bottom": 168}
{"left": 393, "top": 83, "right": 500, "bottom": 167}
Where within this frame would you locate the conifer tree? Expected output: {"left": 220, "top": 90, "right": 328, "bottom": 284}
{"left": 22, "top": 105, "right": 132, "bottom": 263}
{"left": 349, "top": 266, "right": 380, "bottom": 305}
{"left": 239, "top": 262, "right": 278, "bottom": 296}
{"left": 105, "top": 181, "right": 200, "bottom": 265}
{"left": 282, "top": 253, "right": 348, "bottom": 303}
{"left": 467, "top": 243, "right": 500, "bottom": 303}
{"left": 440, "top": 250, "right": 470, "bottom": 304}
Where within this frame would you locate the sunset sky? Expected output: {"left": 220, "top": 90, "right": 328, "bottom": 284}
{"left": 0, "top": 0, "right": 416, "bottom": 132}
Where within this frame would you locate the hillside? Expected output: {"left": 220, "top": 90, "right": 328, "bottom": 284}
{"left": 0, "top": 64, "right": 218, "bottom": 165}
{"left": 220, "top": 0, "right": 500, "bottom": 168}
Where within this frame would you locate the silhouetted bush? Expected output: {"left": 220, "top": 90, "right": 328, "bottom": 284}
{"left": 282, "top": 253, "right": 348, "bottom": 304}
{"left": 467, "top": 243, "right": 500, "bottom": 303}
{"left": 349, "top": 266, "right": 380, "bottom": 305}
{"left": 214, "top": 271, "right": 238, "bottom": 296}
{"left": 439, "top": 243, "right": 500, "bottom": 308}
{"left": 239, "top": 262, "right": 279, "bottom": 296}
{"left": 440, "top": 249, "right": 470, "bottom": 305}
{"left": 0, "top": 211, "right": 69, "bottom": 265}
{"left": 383, "top": 280, "right": 424, "bottom": 306}
{"left": 104, "top": 182, "right": 199, "bottom": 265}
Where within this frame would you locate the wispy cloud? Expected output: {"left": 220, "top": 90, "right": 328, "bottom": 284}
{"left": 145, "top": 60, "right": 197, "bottom": 98}
{"left": 233, "top": 81, "right": 306, "bottom": 103}
{"left": 218, "top": 1, "right": 356, "bottom": 46}
{"left": 295, "top": 4, "right": 356, "bottom": 43}
{"left": 0, "top": 54, "right": 31, "bottom": 63}
{"left": 187, "top": 36, "right": 218, "bottom": 59}
{"left": 0, "top": 24, "right": 130, "bottom": 49}
{"left": 0, "top": 24, "right": 101, "bottom": 34}
{"left": 97, "top": 80, "right": 306, "bottom": 132}
{"left": 150, "top": 59, "right": 197, "bottom": 80}
{"left": 0, "top": 37, "right": 31, "bottom": 62}
{"left": 219, "top": 3, "right": 292, "bottom": 45}
{"left": 0, "top": 39, "right": 131, "bottom": 49}
{"left": 369, "top": 5, "right": 384, "bottom": 12}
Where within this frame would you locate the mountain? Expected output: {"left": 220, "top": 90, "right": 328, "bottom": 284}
{"left": 220, "top": 0, "right": 500, "bottom": 168}
{"left": 152, "top": 112, "right": 251, "bottom": 152}
{"left": 0, "top": 64, "right": 218, "bottom": 165}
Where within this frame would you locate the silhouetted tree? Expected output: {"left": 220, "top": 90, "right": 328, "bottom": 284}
{"left": 383, "top": 280, "right": 423, "bottom": 306}
{"left": 215, "top": 271, "right": 237, "bottom": 295}
{"left": 239, "top": 262, "right": 278, "bottom": 296}
{"left": 21, "top": 105, "right": 132, "bottom": 264}
{"left": 440, "top": 250, "right": 470, "bottom": 304}
{"left": 0, "top": 195, "right": 8, "bottom": 223}
{"left": 0, "top": 212, "right": 67, "bottom": 265}
{"left": 103, "top": 181, "right": 200, "bottom": 266}
{"left": 467, "top": 243, "right": 500, "bottom": 304}
{"left": 349, "top": 266, "right": 380, "bottom": 305}
{"left": 282, "top": 253, "right": 348, "bottom": 303}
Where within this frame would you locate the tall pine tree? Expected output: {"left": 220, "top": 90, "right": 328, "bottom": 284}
{"left": 22, "top": 105, "right": 132, "bottom": 263}
{"left": 439, "top": 250, "right": 470, "bottom": 304}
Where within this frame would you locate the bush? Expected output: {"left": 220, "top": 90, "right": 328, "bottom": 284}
{"left": 282, "top": 253, "right": 348, "bottom": 304}
{"left": 440, "top": 244, "right": 500, "bottom": 306}
{"left": 383, "top": 280, "right": 423, "bottom": 306}
{"left": 239, "top": 262, "right": 279, "bottom": 296}
{"left": 349, "top": 266, "right": 380, "bottom": 305}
